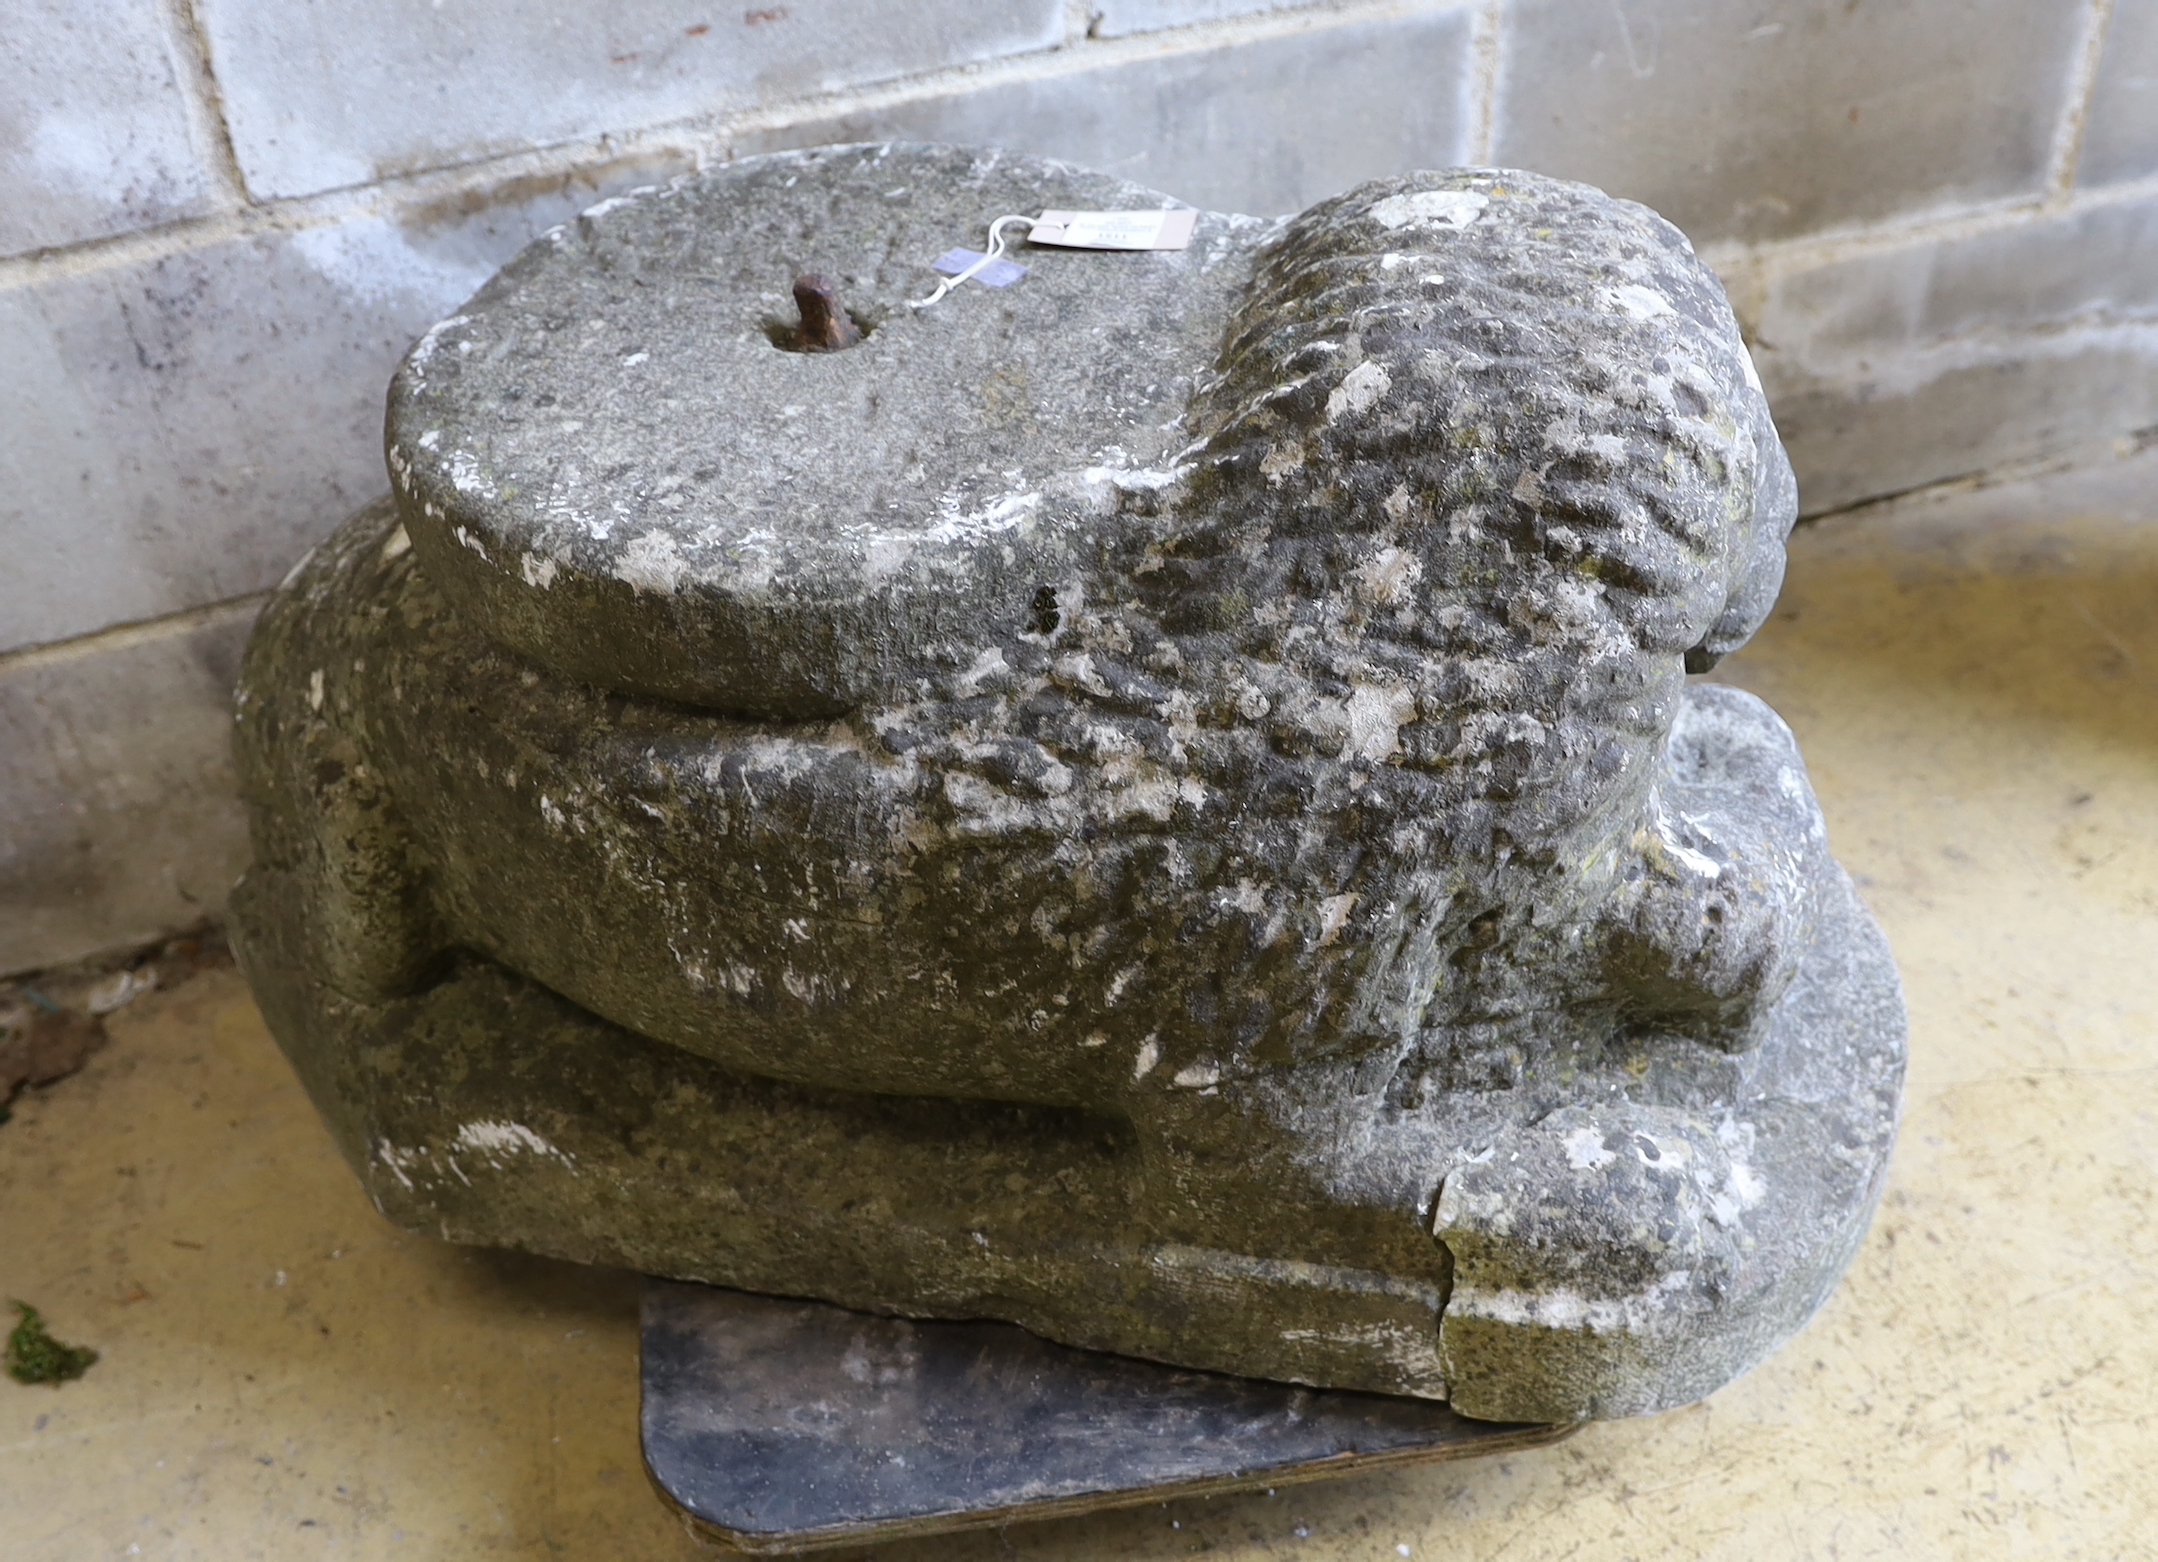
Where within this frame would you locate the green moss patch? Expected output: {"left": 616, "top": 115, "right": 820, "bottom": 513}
{"left": 7, "top": 1302, "right": 98, "bottom": 1385}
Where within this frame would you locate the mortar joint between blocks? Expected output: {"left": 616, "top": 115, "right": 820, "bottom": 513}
{"left": 1468, "top": 0, "right": 1505, "bottom": 166}
{"left": 160, "top": 0, "right": 252, "bottom": 209}
{"left": 2047, "top": 0, "right": 2122, "bottom": 202}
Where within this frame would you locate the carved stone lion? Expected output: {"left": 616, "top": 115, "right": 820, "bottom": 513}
{"left": 233, "top": 145, "right": 1903, "bottom": 1422}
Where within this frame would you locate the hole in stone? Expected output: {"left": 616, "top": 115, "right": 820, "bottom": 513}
{"left": 762, "top": 311, "right": 877, "bottom": 353}
{"left": 1028, "top": 586, "right": 1061, "bottom": 636}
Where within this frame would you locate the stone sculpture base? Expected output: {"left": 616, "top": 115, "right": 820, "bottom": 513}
{"left": 236, "top": 814, "right": 1901, "bottom": 1419}
{"left": 639, "top": 1280, "right": 1571, "bottom": 1553}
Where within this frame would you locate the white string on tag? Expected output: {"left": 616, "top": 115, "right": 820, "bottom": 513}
{"left": 908, "top": 214, "right": 1034, "bottom": 310}
{"left": 908, "top": 208, "right": 1201, "bottom": 310}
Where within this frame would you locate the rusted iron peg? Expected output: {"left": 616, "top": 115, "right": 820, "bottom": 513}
{"left": 791, "top": 273, "right": 861, "bottom": 351}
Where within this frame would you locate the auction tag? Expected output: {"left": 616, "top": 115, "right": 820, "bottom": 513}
{"left": 1028, "top": 209, "right": 1198, "bottom": 251}
{"left": 931, "top": 247, "right": 1029, "bottom": 288}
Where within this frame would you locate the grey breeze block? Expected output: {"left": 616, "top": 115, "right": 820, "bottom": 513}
{"left": 230, "top": 144, "right": 1905, "bottom": 1424}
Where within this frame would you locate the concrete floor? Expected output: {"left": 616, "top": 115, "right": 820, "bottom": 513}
{"left": 5, "top": 450, "right": 2156, "bottom": 1561}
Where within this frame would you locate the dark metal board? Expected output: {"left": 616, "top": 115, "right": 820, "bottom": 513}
{"left": 640, "top": 1279, "right": 1573, "bottom": 1553}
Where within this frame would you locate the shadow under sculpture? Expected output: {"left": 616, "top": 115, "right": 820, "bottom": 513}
{"left": 231, "top": 144, "right": 1905, "bottom": 1424}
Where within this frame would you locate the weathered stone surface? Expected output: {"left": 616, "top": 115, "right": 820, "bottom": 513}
{"left": 386, "top": 144, "right": 1270, "bottom": 717}
{"left": 232, "top": 145, "right": 1904, "bottom": 1423}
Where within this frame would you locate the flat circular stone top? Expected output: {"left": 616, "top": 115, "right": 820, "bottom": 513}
{"left": 387, "top": 143, "right": 1271, "bottom": 716}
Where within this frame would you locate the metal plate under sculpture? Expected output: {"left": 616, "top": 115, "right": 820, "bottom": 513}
{"left": 231, "top": 143, "right": 1906, "bottom": 1424}
{"left": 640, "top": 1280, "right": 1572, "bottom": 1552}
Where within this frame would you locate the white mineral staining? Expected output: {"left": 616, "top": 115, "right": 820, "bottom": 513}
{"left": 1564, "top": 1126, "right": 1617, "bottom": 1170}
{"left": 308, "top": 669, "right": 325, "bottom": 712}
{"left": 921, "top": 489, "right": 1041, "bottom": 547}
{"left": 1052, "top": 652, "right": 1111, "bottom": 698}
{"left": 1279, "top": 1320, "right": 1445, "bottom": 1381}
{"left": 951, "top": 647, "right": 1011, "bottom": 697}
{"left": 1133, "top": 1035, "right": 1160, "bottom": 1080}
{"left": 1447, "top": 1285, "right": 1666, "bottom": 1332}
{"left": 615, "top": 529, "right": 689, "bottom": 595}
{"left": 1368, "top": 189, "right": 1488, "bottom": 231}
{"left": 1081, "top": 461, "right": 1186, "bottom": 493}
{"left": 1606, "top": 282, "right": 1676, "bottom": 321}
{"left": 373, "top": 1138, "right": 426, "bottom": 1190}
{"left": 446, "top": 451, "right": 494, "bottom": 498}
{"left": 380, "top": 525, "right": 412, "bottom": 562}
{"left": 1655, "top": 813, "right": 1724, "bottom": 880}
{"left": 1353, "top": 545, "right": 1422, "bottom": 608}
{"left": 520, "top": 553, "right": 559, "bottom": 588}
{"left": 577, "top": 193, "right": 643, "bottom": 221}
{"left": 1227, "top": 679, "right": 1271, "bottom": 720}
{"left": 1711, "top": 1121, "right": 1769, "bottom": 1225}
{"left": 1316, "top": 894, "right": 1359, "bottom": 947}
{"left": 861, "top": 533, "right": 917, "bottom": 581}
{"left": 406, "top": 315, "right": 470, "bottom": 370}
{"left": 1631, "top": 1132, "right": 1693, "bottom": 1168}
{"left": 373, "top": 1122, "right": 576, "bottom": 1188}
{"left": 453, "top": 1119, "right": 576, "bottom": 1168}
{"left": 1343, "top": 683, "right": 1416, "bottom": 763}
{"left": 276, "top": 545, "right": 322, "bottom": 593}
{"left": 1326, "top": 360, "right": 1392, "bottom": 422}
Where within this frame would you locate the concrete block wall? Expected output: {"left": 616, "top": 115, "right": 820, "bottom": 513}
{"left": 4, "top": 0, "right": 2154, "bottom": 973}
